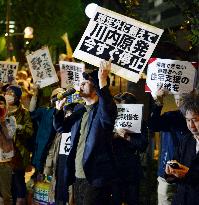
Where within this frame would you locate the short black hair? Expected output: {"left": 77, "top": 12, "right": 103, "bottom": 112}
{"left": 0, "top": 95, "right": 6, "bottom": 104}
{"left": 114, "top": 92, "right": 137, "bottom": 104}
{"left": 180, "top": 89, "right": 199, "bottom": 116}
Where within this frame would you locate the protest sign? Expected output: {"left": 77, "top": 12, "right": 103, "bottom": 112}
{"left": 115, "top": 104, "right": 143, "bottom": 133}
{"left": 0, "top": 61, "right": 19, "bottom": 83}
{"left": 73, "top": 6, "right": 163, "bottom": 83}
{"left": 26, "top": 48, "right": 58, "bottom": 88}
{"left": 59, "top": 133, "right": 71, "bottom": 155}
{"left": 59, "top": 61, "right": 84, "bottom": 90}
{"left": 146, "top": 58, "right": 197, "bottom": 95}
{"left": 33, "top": 181, "right": 50, "bottom": 205}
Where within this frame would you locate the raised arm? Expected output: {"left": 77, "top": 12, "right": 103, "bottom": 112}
{"left": 98, "top": 60, "right": 117, "bottom": 126}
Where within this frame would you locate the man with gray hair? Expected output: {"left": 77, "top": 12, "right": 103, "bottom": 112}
{"left": 165, "top": 90, "right": 199, "bottom": 205}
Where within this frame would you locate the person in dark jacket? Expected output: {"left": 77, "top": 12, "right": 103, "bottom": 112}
{"left": 5, "top": 85, "right": 33, "bottom": 205}
{"left": 165, "top": 90, "right": 199, "bottom": 205}
{"left": 53, "top": 60, "right": 117, "bottom": 205}
{"left": 29, "top": 86, "right": 65, "bottom": 172}
{"left": 112, "top": 92, "right": 148, "bottom": 205}
{"left": 148, "top": 86, "right": 189, "bottom": 205}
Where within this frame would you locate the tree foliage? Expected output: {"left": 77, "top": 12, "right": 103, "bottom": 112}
{"left": 4, "top": 0, "right": 86, "bottom": 47}
{"left": 166, "top": 0, "right": 199, "bottom": 46}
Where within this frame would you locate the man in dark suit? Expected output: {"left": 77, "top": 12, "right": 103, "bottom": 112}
{"left": 165, "top": 90, "right": 199, "bottom": 205}
{"left": 53, "top": 60, "right": 117, "bottom": 205}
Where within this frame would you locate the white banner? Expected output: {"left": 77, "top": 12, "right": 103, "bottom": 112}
{"left": 59, "top": 133, "right": 71, "bottom": 155}
{"left": 26, "top": 48, "right": 58, "bottom": 88}
{"left": 59, "top": 61, "right": 84, "bottom": 90}
{"left": 0, "top": 61, "right": 19, "bottom": 83}
{"left": 115, "top": 104, "right": 143, "bottom": 133}
{"left": 73, "top": 6, "right": 163, "bottom": 83}
{"left": 146, "top": 58, "right": 197, "bottom": 95}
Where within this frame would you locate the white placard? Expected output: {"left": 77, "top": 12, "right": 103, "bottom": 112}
{"left": 146, "top": 58, "right": 197, "bottom": 95}
{"left": 115, "top": 104, "right": 143, "bottom": 133}
{"left": 0, "top": 61, "right": 19, "bottom": 83}
{"left": 26, "top": 48, "right": 58, "bottom": 88}
{"left": 59, "top": 61, "right": 84, "bottom": 90}
{"left": 59, "top": 133, "right": 71, "bottom": 155}
{"left": 73, "top": 6, "right": 164, "bottom": 83}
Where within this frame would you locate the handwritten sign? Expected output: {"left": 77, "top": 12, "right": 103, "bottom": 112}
{"left": 115, "top": 104, "right": 143, "bottom": 133}
{"left": 59, "top": 133, "right": 71, "bottom": 155}
{"left": 0, "top": 61, "right": 19, "bottom": 83}
{"left": 26, "top": 48, "right": 58, "bottom": 88}
{"left": 59, "top": 61, "right": 84, "bottom": 90}
{"left": 73, "top": 6, "right": 163, "bottom": 82}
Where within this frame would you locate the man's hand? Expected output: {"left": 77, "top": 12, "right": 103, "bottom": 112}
{"left": 55, "top": 98, "right": 66, "bottom": 110}
{"left": 98, "top": 60, "right": 111, "bottom": 89}
{"left": 165, "top": 160, "right": 189, "bottom": 178}
{"left": 32, "top": 83, "right": 39, "bottom": 96}
{"left": 153, "top": 84, "right": 169, "bottom": 105}
{"left": 115, "top": 128, "right": 130, "bottom": 141}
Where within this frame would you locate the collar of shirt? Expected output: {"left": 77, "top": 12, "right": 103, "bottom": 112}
{"left": 84, "top": 104, "right": 94, "bottom": 112}
{"left": 196, "top": 138, "right": 199, "bottom": 154}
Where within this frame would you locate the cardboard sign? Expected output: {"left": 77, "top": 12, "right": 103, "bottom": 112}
{"left": 146, "top": 58, "right": 197, "bottom": 95}
{"left": 0, "top": 61, "right": 19, "bottom": 83}
{"left": 59, "top": 61, "right": 84, "bottom": 90}
{"left": 73, "top": 6, "right": 163, "bottom": 82}
{"left": 26, "top": 48, "right": 58, "bottom": 88}
{"left": 115, "top": 104, "right": 143, "bottom": 133}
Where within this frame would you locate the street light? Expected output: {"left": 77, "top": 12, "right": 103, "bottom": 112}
{"left": 85, "top": 3, "right": 98, "bottom": 18}
{"left": 5, "top": 26, "right": 34, "bottom": 38}
{"left": 24, "top": 27, "right": 34, "bottom": 39}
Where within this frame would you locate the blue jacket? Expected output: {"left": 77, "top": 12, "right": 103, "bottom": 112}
{"left": 53, "top": 86, "right": 117, "bottom": 187}
{"left": 31, "top": 107, "right": 56, "bottom": 171}
{"left": 148, "top": 104, "right": 189, "bottom": 177}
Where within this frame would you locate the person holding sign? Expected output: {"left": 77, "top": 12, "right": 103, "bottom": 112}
{"left": 5, "top": 85, "right": 33, "bottom": 205}
{"left": 53, "top": 60, "right": 117, "bottom": 205}
{"left": 0, "top": 95, "right": 16, "bottom": 205}
{"left": 148, "top": 85, "right": 189, "bottom": 205}
{"left": 112, "top": 92, "right": 148, "bottom": 205}
{"left": 165, "top": 90, "right": 199, "bottom": 205}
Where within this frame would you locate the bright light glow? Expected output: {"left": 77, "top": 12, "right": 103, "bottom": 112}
{"left": 24, "top": 27, "right": 34, "bottom": 39}
{"left": 5, "top": 33, "right": 8, "bottom": 36}
{"left": 9, "top": 24, "right": 15, "bottom": 28}
{"left": 25, "top": 41, "right": 30, "bottom": 45}
{"left": 9, "top": 29, "right": 15, "bottom": 33}
{"left": 85, "top": 3, "right": 98, "bottom": 18}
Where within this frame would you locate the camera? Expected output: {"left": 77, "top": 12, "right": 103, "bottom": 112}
{"left": 167, "top": 162, "right": 180, "bottom": 169}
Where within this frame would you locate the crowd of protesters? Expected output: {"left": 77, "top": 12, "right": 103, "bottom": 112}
{"left": 0, "top": 59, "right": 198, "bottom": 205}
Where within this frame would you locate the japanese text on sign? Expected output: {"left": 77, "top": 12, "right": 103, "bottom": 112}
{"left": 33, "top": 182, "right": 50, "bottom": 205}
{"left": 26, "top": 47, "right": 58, "bottom": 88}
{"left": 0, "top": 61, "right": 19, "bottom": 83}
{"left": 115, "top": 104, "right": 143, "bottom": 133}
{"left": 146, "top": 58, "right": 196, "bottom": 95}
{"left": 59, "top": 133, "right": 71, "bottom": 155}
{"left": 59, "top": 61, "right": 84, "bottom": 90}
{"left": 73, "top": 6, "right": 163, "bottom": 83}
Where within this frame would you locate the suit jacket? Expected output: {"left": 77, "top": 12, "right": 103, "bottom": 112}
{"left": 53, "top": 86, "right": 117, "bottom": 187}
{"left": 148, "top": 103, "right": 189, "bottom": 177}
{"left": 168, "top": 133, "right": 199, "bottom": 205}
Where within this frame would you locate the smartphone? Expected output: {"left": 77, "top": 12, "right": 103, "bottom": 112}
{"left": 167, "top": 162, "right": 180, "bottom": 169}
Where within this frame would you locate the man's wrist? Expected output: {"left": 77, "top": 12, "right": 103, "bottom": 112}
{"left": 99, "top": 80, "right": 107, "bottom": 89}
